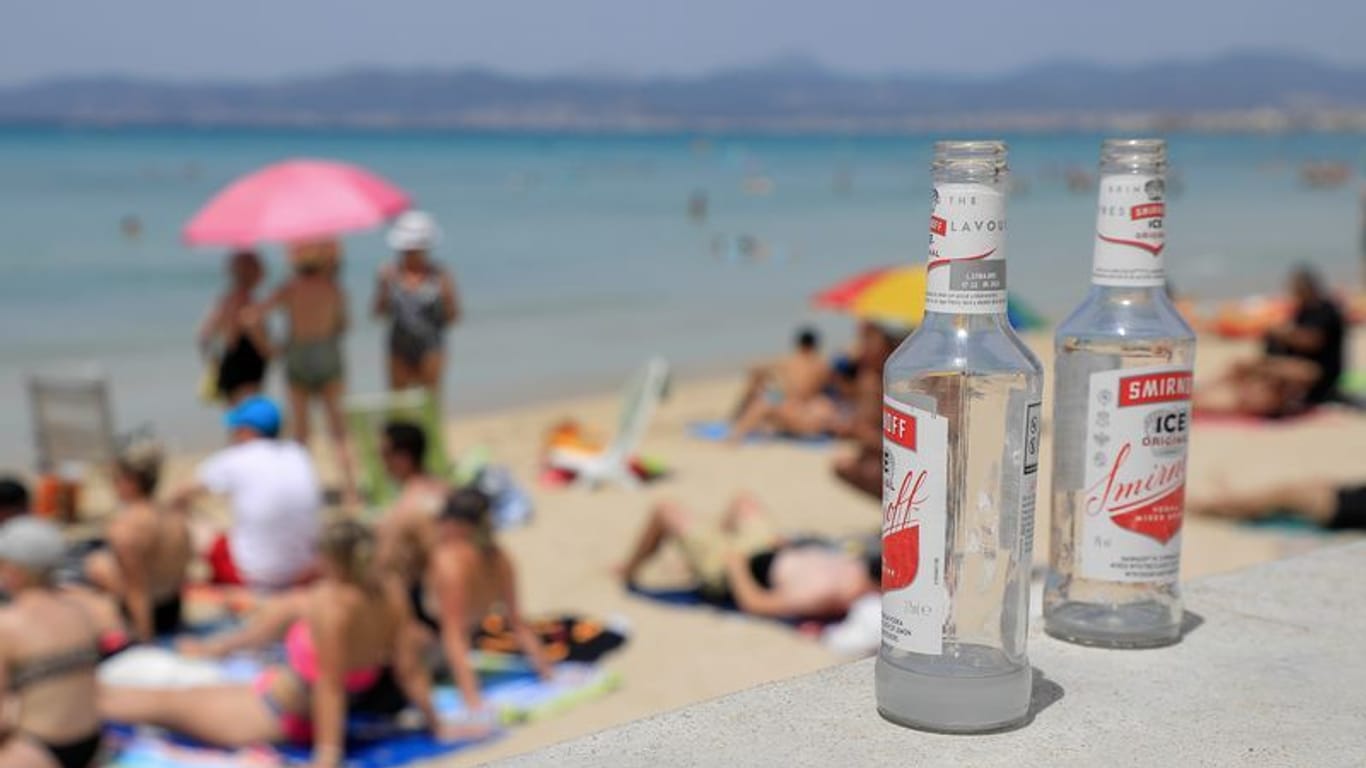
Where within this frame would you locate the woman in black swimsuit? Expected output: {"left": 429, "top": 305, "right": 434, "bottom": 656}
{"left": 0, "top": 517, "right": 103, "bottom": 768}
{"left": 618, "top": 493, "right": 881, "bottom": 620}
{"left": 199, "top": 251, "right": 272, "bottom": 405}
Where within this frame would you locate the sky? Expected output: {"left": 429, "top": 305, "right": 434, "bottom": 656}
{"left": 2, "top": 0, "right": 1364, "bottom": 84}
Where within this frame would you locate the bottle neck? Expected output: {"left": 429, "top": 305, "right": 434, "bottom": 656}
{"left": 924, "top": 180, "right": 1008, "bottom": 316}
{"left": 1091, "top": 149, "right": 1167, "bottom": 287}
{"left": 920, "top": 309, "right": 1011, "bottom": 330}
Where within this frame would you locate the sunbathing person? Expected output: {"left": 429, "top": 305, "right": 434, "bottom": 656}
{"left": 729, "top": 327, "right": 842, "bottom": 443}
{"left": 1190, "top": 478, "right": 1366, "bottom": 531}
{"left": 170, "top": 396, "right": 322, "bottom": 592}
{"left": 0, "top": 517, "right": 105, "bottom": 768}
{"left": 83, "top": 437, "right": 191, "bottom": 642}
{"left": 102, "top": 521, "right": 450, "bottom": 767}
{"left": 409, "top": 489, "right": 552, "bottom": 712}
{"left": 1195, "top": 266, "right": 1346, "bottom": 418}
{"left": 833, "top": 321, "right": 904, "bottom": 499}
{"left": 618, "top": 493, "right": 881, "bottom": 620}
{"left": 374, "top": 421, "right": 449, "bottom": 587}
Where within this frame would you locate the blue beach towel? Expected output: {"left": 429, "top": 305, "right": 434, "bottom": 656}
{"left": 105, "top": 662, "right": 620, "bottom": 768}
{"left": 688, "top": 420, "right": 832, "bottom": 446}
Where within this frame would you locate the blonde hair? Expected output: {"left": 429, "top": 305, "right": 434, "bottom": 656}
{"left": 289, "top": 239, "right": 341, "bottom": 275}
{"left": 318, "top": 519, "right": 377, "bottom": 588}
{"left": 116, "top": 431, "right": 164, "bottom": 497}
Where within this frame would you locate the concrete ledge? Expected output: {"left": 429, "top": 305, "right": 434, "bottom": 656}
{"left": 497, "top": 541, "right": 1366, "bottom": 767}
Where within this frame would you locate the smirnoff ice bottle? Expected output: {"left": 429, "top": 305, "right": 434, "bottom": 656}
{"left": 877, "top": 140, "right": 1043, "bottom": 732}
{"left": 1044, "top": 139, "right": 1195, "bottom": 648}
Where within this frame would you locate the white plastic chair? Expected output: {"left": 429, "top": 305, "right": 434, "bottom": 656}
{"left": 548, "top": 357, "right": 670, "bottom": 490}
{"left": 27, "top": 366, "right": 117, "bottom": 472}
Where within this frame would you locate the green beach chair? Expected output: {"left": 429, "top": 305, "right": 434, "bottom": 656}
{"left": 345, "top": 388, "right": 452, "bottom": 511}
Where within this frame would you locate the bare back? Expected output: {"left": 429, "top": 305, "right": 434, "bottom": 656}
{"left": 310, "top": 580, "right": 404, "bottom": 671}
{"left": 426, "top": 541, "right": 513, "bottom": 631}
{"left": 279, "top": 276, "right": 346, "bottom": 342}
{"left": 110, "top": 502, "right": 191, "bottom": 603}
{"left": 0, "top": 593, "right": 102, "bottom": 743}
{"left": 777, "top": 351, "right": 832, "bottom": 402}
{"left": 376, "top": 477, "right": 449, "bottom": 586}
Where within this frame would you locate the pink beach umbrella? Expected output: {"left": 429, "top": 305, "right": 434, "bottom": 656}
{"left": 184, "top": 159, "right": 410, "bottom": 247}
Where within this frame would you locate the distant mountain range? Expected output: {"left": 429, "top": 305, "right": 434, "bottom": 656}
{"left": 2, "top": 51, "right": 1363, "bottom": 132}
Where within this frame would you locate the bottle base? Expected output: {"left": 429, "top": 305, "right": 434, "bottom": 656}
{"left": 1044, "top": 600, "right": 1181, "bottom": 649}
{"left": 875, "top": 655, "right": 1032, "bottom": 734}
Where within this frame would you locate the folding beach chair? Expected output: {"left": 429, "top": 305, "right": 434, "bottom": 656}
{"left": 548, "top": 357, "right": 670, "bottom": 490}
{"left": 28, "top": 367, "right": 117, "bottom": 472}
{"left": 344, "top": 387, "right": 452, "bottom": 510}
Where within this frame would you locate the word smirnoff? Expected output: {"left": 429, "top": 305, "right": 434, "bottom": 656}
{"left": 1044, "top": 138, "right": 1197, "bottom": 648}
{"left": 876, "top": 140, "right": 1043, "bottom": 732}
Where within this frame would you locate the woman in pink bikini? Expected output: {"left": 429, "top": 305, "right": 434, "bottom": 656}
{"left": 100, "top": 521, "right": 451, "bottom": 767}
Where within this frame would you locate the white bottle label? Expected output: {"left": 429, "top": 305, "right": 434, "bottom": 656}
{"left": 925, "top": 182, "right": 1007, "bottom": 315}
{"left": 1092, "top": 173, "right": 1166, "bottom": 287}
{"left": 1079, "top": 365, "right": 1192, "bottom": 583}
{"left": 881, "top": 397, "right": 948, "bottom": 655}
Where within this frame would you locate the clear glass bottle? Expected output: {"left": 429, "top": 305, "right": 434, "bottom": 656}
{"left": 1044, "top": 139, "right": 1196, "bottom": 648}
{"left": 877, "top": 140, "right": 1043, "bottom": 733}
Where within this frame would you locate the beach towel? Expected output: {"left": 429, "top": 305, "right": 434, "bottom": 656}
{"left": 472, "top": 614, "right": 629, "bottom": 665}
{"left": 625, "top": 583, "right": 832, "bottom": 636}
{"left": 104, "top": 661, "right": 621, "bottom": 768}
{"left": 688, "top": 420, "right": 833, "bottom": 446}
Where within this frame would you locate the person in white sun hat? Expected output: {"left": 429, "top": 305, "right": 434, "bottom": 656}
{"left": 374, "top": 210, "right": 461, "bottom": 394}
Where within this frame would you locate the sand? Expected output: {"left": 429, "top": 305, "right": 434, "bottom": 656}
{"left": 103, "top": 330, "right": 1366, "bottom": 766}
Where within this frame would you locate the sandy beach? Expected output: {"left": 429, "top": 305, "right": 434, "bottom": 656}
{"left": 84, "top": 328, "right": 1355, "bottom": 766}
{"left": 54, "top": 326, "right": 1366, "bottom": 765}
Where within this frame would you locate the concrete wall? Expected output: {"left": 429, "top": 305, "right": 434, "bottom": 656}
{"left": 498, "top": 541, "right": 1366, "bottom": 767}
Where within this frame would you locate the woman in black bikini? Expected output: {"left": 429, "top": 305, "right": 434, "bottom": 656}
{"left": 618, "top": 493, "right": 881, "bottom": 620}
{"left": 199, "top": 250, "right": 271, "bottom": 405}
{"left": 0, "top": 517, "right": 104, "bottom": 768}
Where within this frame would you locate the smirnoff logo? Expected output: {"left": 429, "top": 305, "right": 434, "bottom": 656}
{"left": 1085, "top": 442, "right": 1185, "bottom": 544}
{"left": 1130, "top": 203, "right": 1164, "bottom": 221}
{"left": 883, "top": 468, "right": 927, "bottom": 590}
{"left": 883, "top": 406, "right": 916, "bottom": 450}
{"left": 1119, "top": 372, "right": 1193, "bottom": 407}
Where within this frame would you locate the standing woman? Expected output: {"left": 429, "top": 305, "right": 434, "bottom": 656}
{"left": 375, "top": 211, "right": 460, "bottom": 394}
{"left": 199, "top": 251, "right": 271, "bottom": 405}
{"left": 0, "top": 517, "right": 105, "bottom": 768}
{"left": 256, "top": 240, "right": 358, "bottom": 505}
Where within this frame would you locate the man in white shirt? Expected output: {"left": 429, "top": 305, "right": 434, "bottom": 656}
{"left": 172, "top": 396, "right": 321, "bottom": 590}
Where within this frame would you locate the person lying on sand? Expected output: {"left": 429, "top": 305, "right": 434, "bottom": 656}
{"left": 1194, "top": 266, "right": 1346, "bottom": 418}
{"left": 618, "top": 493, "right": 880, "bottom": 620}
{"left": 729, "top": 327, "right": 844, "bottom": 443}
{"left": 103, "top": 521, "right": 457, "bottom": 768}
{"left": 833, "top": 322, "right": 904, "bottom": 499}
{"left": 83, "top": 436, "right": 191, "bottom": 643}
{"left": 1190, "top": 478, "right": 1366, "bottom": 531}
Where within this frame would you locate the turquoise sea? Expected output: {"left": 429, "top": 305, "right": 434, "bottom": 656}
{"left": 1, "top": 129, "right": 1362, "bottom": 464}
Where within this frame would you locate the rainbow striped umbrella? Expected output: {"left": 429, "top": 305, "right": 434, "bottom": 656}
{"left": 813, "top": 265, "right": 1046, "bottom": 331}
